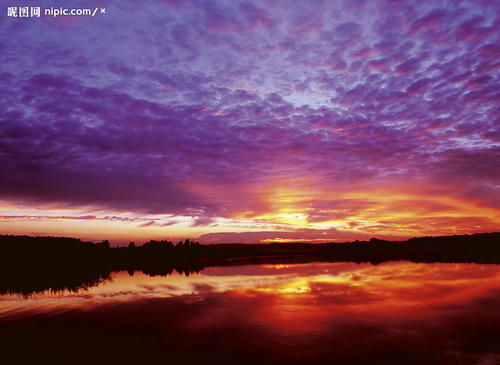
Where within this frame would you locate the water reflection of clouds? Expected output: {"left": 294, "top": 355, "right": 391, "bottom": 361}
{"left": 1, "top": 262, "right": 500, "bottom": 364}
{"left": 2, "top": 261, "right": 500, "bottom": 319}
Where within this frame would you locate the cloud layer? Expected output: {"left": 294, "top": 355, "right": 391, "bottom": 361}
{"left": 1, "top": 0, "right": 499, "bottom": 242}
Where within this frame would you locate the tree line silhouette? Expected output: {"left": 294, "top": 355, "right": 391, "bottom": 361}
{"left": 0, "top": 232, "right": 499, "bottom": 295}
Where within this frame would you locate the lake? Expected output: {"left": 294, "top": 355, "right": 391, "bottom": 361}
{"left": 1, "top": 261, "right": 499, "bottom": 364}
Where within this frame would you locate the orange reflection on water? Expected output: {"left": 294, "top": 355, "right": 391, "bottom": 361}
{"left": 1, "top": 261, "right": 500, "bottom": 364}
{"left": 2, "top": 261, "right": 499, "bottom": 317}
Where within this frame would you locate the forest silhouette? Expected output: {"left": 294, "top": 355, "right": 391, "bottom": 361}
{"left": 1, "top": 232, "right": 499, "bottom": 295}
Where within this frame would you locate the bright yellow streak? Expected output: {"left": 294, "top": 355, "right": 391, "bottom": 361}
{"left": 2, "top": 176, "right": 499, "bottom": 243}
{"left": 229, "top": 178, "right": 500, "bottom": 238}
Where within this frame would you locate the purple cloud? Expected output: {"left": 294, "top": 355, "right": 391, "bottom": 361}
{"left": 0, "top": 0, "right": 499, "bottom": 241}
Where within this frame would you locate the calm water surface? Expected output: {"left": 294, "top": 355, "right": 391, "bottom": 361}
{"left": 1, "top": 261, "right": 500, "bottom": 364}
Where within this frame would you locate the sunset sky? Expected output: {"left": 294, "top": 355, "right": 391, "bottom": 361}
{"left": 1, "top": 0, "right": 499, "bottom": 244}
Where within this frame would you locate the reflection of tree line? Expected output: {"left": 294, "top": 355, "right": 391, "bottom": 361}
{"left": 1, "top": 233, "right": 499, "bottom": 295}
{"left": 0, "top": 236, "right": 208, "bottom": 296}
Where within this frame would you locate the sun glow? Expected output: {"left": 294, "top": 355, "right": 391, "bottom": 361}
{"left": 226, "top": 180, "right": 500, "bottom": 240}
{"left": 1, "top": 180, "right": 499, "bottom": 244}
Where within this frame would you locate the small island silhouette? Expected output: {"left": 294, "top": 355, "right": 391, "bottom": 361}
{"left": 1, "top": 232, "right": 499, "bottom": 295}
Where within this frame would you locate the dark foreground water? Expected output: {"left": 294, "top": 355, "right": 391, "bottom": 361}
{"left": 1, "top": 261, "right": 500, "bottom": 364}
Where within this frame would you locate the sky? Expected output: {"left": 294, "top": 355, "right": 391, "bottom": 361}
{"left": 0, "top": 0, "right": 499, "bottom": 244}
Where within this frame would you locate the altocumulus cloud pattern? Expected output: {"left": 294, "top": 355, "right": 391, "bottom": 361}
{"left": 0, "top": 0, "right": 499, "bottom": 243}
